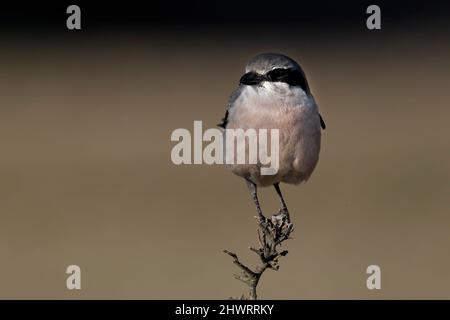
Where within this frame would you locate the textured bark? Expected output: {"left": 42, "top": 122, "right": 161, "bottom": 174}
{"left": 224, "top": 211, "right": 293, "bottom": 300}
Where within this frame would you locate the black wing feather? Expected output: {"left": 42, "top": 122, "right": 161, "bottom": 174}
{"left": 218, "top": 86, "right": 243, "bottom": 129}
{"left": 319, "top": 113, "right": 326, "bottom": 130}
{"left": 217, "top": 109, "right": 229, "bottom": 128}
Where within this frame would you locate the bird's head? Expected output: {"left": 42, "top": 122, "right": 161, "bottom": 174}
{"left": 239, "top": 53, "right": 310, "bottom": 94}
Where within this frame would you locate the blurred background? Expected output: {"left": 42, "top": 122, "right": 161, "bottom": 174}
{"left": 0, "top": 0, "right": 449, "bottom": 299}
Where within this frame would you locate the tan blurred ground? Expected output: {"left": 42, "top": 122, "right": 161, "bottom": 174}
{"left": 0, "top": 29, "right": 449, "bottom": 299}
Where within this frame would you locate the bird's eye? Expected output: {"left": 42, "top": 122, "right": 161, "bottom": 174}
{"left": 267, "top": 68, "right": 290, "bottom": 82}
{"left": 267, "top": 68, "right": 309, "bottom": 92}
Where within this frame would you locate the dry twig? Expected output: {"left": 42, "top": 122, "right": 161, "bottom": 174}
{"left": 224, "top": 211, "right": 293, "bottom": 299}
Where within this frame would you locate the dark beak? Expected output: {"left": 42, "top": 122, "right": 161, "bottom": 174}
{"left": 239, "top": 72, "right": 265, "bottom": 85}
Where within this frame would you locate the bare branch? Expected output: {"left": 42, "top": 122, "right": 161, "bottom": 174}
{"left": 224, "top": 212, "right": 293, "bottom": 299}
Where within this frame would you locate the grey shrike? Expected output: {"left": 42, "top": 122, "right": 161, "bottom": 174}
{"left": 219, "top": 53, "right": 326, "bottom": 222}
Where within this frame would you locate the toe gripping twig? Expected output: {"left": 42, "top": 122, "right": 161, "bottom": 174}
{"left": 224, "top": 212, "right": 294, "bottom": 300}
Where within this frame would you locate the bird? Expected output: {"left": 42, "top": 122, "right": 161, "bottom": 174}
{"left": 218, "top": 53, "right": 325, "bottom": 223}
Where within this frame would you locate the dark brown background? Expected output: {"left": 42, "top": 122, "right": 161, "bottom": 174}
{"left": 0, "top": 1, "right": 449, "bottom": 299}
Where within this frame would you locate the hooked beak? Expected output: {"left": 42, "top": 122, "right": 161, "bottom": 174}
{"left": 239, "top": 72, "right": 266, "bottom": 85}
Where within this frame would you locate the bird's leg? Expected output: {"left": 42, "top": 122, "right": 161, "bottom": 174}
{"left": 273, "top": 183, "right": 290, "bottom": 223}
{"left": 246, "top": 179, "right": 266, "bottom": 222}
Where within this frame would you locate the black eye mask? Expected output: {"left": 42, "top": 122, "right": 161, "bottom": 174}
{"left": 239, "top": 68, "right": 309, "bottom": 93}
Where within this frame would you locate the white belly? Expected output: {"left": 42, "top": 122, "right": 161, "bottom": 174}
{"left": 225, "top": 83, "right": 321, "bottom": 187}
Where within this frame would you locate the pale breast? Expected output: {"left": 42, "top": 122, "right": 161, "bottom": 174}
{"left": 226, "top": 84, "right": 321, "bottom": 186}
